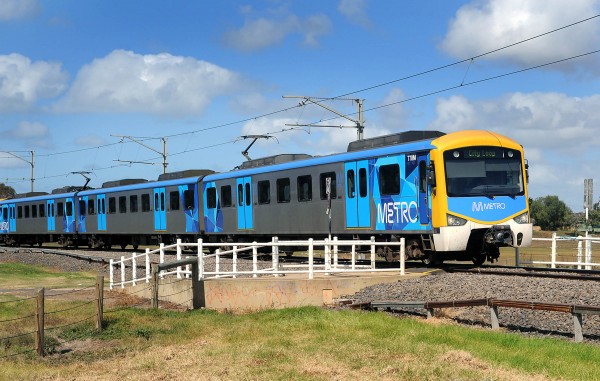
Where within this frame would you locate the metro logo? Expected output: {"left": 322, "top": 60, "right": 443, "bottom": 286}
{"left": 472, "top": 202, "right": 506, "bottom": 212}
{"left": 377, "top": 201, "right": 418, "bottom": 224}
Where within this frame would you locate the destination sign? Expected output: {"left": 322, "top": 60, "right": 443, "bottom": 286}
{"left": 444, "top": 147, "right": 514, "bottom": 160}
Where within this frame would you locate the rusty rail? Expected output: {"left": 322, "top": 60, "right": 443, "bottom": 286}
{"left": 363, "top": 297, "right": 600, "bottom": 343}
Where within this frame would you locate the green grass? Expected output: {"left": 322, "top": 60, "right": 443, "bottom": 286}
{"left": 0, "top": 263, "right": 96, "bottom": 289}
{"left": 1, "top": 306, "right": 598, "bottom": 380}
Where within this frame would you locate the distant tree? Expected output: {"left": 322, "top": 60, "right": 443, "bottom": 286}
{"left": 0, "top": 183, "right": 16, "bottom": 199}
{"left": 530, "top": 195, "right": 572, "bottom": 231}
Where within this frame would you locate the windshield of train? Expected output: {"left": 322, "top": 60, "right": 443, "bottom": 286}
{"left": 444, "top": 146, "right": 524, "bottom": 197}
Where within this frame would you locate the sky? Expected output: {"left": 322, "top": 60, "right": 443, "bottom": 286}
{"left": 0, "top": 0, "right": 599, "bottom": 212}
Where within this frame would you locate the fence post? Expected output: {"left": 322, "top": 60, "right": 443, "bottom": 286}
{"left": 233, "top": 246, "right": 238, "bottom": 279}
{"left": 151, "top": 264, "right": 159, "bottom": 309}
{"left": 215, "top": 249, "right": 220, "bottom": 277}
{"left": 253, "top": 242, "right": 258, "bottom": 278}
{"left": 490, "top": 305, "right": 500, "bottom": 330}
{"left": 96, "top": 275, "right": 104, "bottom": 331}
{"left": 145, "top": 248, "right": 150, "bottom": 283}
{"left": 197, "top": 238, "right": 204, "bottom": 281}
{"left": 272, "top": 237, "right": 279, "bottom": 276}
{"left": 159, "top": 243, "right": 165, "bottom": 279}
{"left": 109, "top": 258, "right": 114, "bottom": 290}
{"left": 120, "top": 255, "right": 125, "bottom": 289}
{"left": 36, "top": 288, "right": 44, "bottom": 357}
{"left": 333, "top": 237, "right": 339, "bottom": 269}
{"left": 577, "top": 237, "right": 583, "bottom": 270}
{"left": 551, "top": 232, "right": 557, "bottom": 269}
{"left": 585, "top": 232, "right": 592, "bottom": 271}
{"left": 400, "top": 238, "right": 405, "bottom": 276}
{"left": 351, "top": 244, "right": 356, "bottom": 271}
{"left": 370, "top": 237, "right": 376, "bottom": 270}
{"left": 573, "top": 313, "right": 584, "bottom": 342}
{"left": 132, "top": 252, "right": 137, "bottom": 286}
{"left": 176, "top": 238, "right": 182, "bottom": 279}
{"left": 308, "top": 238, "right": 314, "bottom": 280}
{"left": 324, "top": 238, "right": 331, "bottom": 275}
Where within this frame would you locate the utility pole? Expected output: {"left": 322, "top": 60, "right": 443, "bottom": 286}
{"left": 2, "top": 150, "right": 35, "bottom": 192}
{"left": 283, "top": 96, "right": 365, "bottom": 140}
{"left": 112, "top": 135, "right": 168, "bottom": 174}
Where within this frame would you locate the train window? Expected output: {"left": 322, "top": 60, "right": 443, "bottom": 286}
{"left": 379, "top": 164, "right": 400, "bottom": 195}
{"left": 170, "top": 191, "right": 180, "bottom": 211}
{"left": 277, "top": 178, "right": 290, "bottom": 203}
{"left": 257, "top": 181, "right": 270, "bottom": 204}
{"left": 24, "top": 205, "right": 30, "bottom": 218}
{"left": 160, "top": 192, "right": 165, "bottom": 211}
{"left": 142, "top": 194, "right": 151, "bottom": 212}
{"left": 184, "top": 189, "right": 194, "bottom": 210}
{"left": 118, "top": 196, "right": 127, "bottom": 213}
{"left": 66, "top": 201, "right": 73, "bottom": 217}
{"left": 79, "top": 200, "right": 86, "bottom": 216}
{"left": 108, "top": 197, "right": 116, "bottom": 214}
{"left": 39, "top": 204, "right": 45, "bottom": 218}
{"left": 47, "top": 204, "right": 53, "bottom": 217}
{"left": 297, "top": 175, "right": 312, "bottom": 202}
{"left": 347, "top": 170, "right": 355, "bottom": 198}
{"left": 31, "top": 205, "right": 37, "bottom": 218}
{"left": 130, "top": 195, "right": 138, "bottom": 213}
{"left": 221, "top": 186, "right": 232, "bottom": 207}
{"left": 17, "top": 206, "right": 22, "bottom": 219}
{"left": 206, "top": 187, "right": 217, "bottom": 209}
{"left": 419, "top": 161, "right": 427, "bottom": 193}
{"left": 237, "top": 184, "right": 244, "bottom": 207}
{"left": 359, "top": 168, "right": 368, "bottom": 197}
{"left": 88, "top": 200, "right": 95, "bottom": 215}
{"left": 2, "top": 208, "right": 6, "bottom": 220}
{"left": 320, "top": 172, "right": 337, "bottom": 200}
{"left": 245, "top": 183, "right": 251, "bottom": 206}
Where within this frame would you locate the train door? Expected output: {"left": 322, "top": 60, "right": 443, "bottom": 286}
{"left": 46, "top": 200, "right": 55, "bottom": 232}
{"left": 9, "top": 204, "right": 15, "bottom": 232}
{"left": 153, "top": 187, "right": 166, "bottom": 231}
{"left": 97, "top": 194, "right": 106, "bottom": 231}
{"left": 0, "top": 205, "right": 8, "bottom": 233}
{"left": 344, "top": 160, "right": 371, "bottom": 228}
{"left": 417, "top": 154, "right": 430, "bottom": 225}
{"left": 236, "top": 176, "right": 253, "bottom": 230}
{"left": 64, "top": 197, "right": 76, "bottom": 232}
{"left": 78, "top": 196, "right": 88, "bottom": 232}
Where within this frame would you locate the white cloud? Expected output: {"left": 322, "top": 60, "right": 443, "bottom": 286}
{"left": 441, "top": 0, "right": 600, "bottom": 72}
{"left": 0, "top": 0, "right": 40, "bottom": 21}
{"left": 338, "top": 0, "right": 371, "bottom": 28}
{"left": 0, "top": 53, "right": 68, "bottom": 111}
{"left": 55, "top": 50, "right": 242, "bottom": 116}
{"left": 429, "top": 92, "right": 600, "bottom": 209}
{"left": 222, "top": 10, "right": 331, "bottom": 52}
{"left": 5, "top": 121, "right": 51, "bottom": 148}
{"left": 75, "top": 135, "right": 106, "bottom": 147}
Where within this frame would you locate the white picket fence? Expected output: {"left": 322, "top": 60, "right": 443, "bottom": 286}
{"left": 519, "top": 233, "right": 600, "bottom": 269}
{"left": 109, "top": 237, "right": 407, "bottom": 290}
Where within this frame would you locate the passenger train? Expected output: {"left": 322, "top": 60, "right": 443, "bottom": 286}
{"left": 0, "top": 130, "right": 532, "bottom": 265}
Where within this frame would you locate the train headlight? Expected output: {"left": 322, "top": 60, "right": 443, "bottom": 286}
{"left": 513, "top": 212, "right": 530, "bottom": 224}
{"left": 447, "top": 214, "right": 467, "bottom": 226}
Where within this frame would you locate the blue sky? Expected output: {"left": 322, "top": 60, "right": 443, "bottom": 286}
{"left": 1, "top": 0, "right": 599, "bottom": 211}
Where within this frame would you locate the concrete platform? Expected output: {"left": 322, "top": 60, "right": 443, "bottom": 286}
{"left": 124, "top": 270, "right": 427, "bottom": 311}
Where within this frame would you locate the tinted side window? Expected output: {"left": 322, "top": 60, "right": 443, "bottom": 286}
{"left": 39, "top": 204, "right": 45, "bottom": 218}
{"left": 320, "top": 172, "right": 337, "bottom": 200}
{"left": 142, "top": 194, "right": 151, "bottom": 212}
{"left": 88, "top": 200, "right": 95, "bottom": 215}
{"left": 277, "top": 178, "right": 290, "bottom": 203}
{"left": 297, "top": 175, "right": 312, "bottom": 202}
{"left": 184, "top": 189, "right": 194, "bottom": 210}
{"left": 347, "top": 169, "right": 355, "bottom": 198}
{"left": 130, "top": 195, "right": 138, "bottom": 213}
{"left": 24, "top": 205, "right": 30, "bottom": 218}
{"left": 79, "top": 200, "right": 86, "bottom": 216}
{"left": 379, "top": 164, "right": 400, "bottom": 195}
{"left": 57, "top": 202, "right": 64, "bottom": 217}
{"left": 359, "top": 168, "right": 368, "bottom": 197}
{"left": 170, "top": 191, "right": 180, "bottom": 210}
{"left": 257, "top": 180, "right": 270, "bottom": 204}
{"left": 221, "top": 186, "right": 232, "bottom": 207}
{"left": 32, "top": 205, "right": 37, "bottom": 218}
{"left": 207, "top": 187, "right": 217, "bottom": 209}
{"left": 17, "top": 206, "right": 22, "bottom": 219}
{"left": 66, "top": 202, "right": 73, "bottom": 217}
{"left": 108, "top": 198, "right": 116, "bottom": 214}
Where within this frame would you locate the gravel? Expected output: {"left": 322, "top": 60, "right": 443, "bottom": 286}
{"left": 347, "top": 270, "right": 600, "bottom": 343}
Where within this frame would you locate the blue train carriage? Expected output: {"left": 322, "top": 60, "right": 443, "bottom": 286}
{"left": 76, "top": 170, "right": 212, "bottom": 249}
{"left": 428, "top": 130, "right": 532, "bottom": 265}
{"left": 0, "top": 190, "right": 77, "bottom": 246}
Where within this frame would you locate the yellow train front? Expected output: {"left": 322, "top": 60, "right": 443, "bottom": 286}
{"left": 428, "top": 130, "right": 532, "bottom": 265}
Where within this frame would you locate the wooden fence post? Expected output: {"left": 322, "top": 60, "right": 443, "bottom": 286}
{"left": 151, "top": 264, "right": 159, "bottom": 309}
{"left": 96, "top": 275, "right": 104, "bottom": 331}
{"left": 36, "top": 288, "right": 45, "bottom": 357}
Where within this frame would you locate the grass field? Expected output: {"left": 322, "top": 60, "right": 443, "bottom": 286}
{"left": 1, "top": 259, "right": 600, "bottom": 380}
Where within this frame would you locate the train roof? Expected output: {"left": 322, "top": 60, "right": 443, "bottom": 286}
{"left": 78, "top": 175, "right": 206, "bottom": 196}
{"left": 205, "top": 137, "right": 438, "bottom": 181}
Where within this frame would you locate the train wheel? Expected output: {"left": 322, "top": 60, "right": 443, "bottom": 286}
{"left": 120, "top": 243, "right": 127, "bottom": 250}
{"left": 421, "top": 253, "right": 436, "bottom": 266}
{"left": 472, "top": 254, "right": 486, "bottom": 266}
{"left": 132, "top": 244, "right": 139, "bottom": 250}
